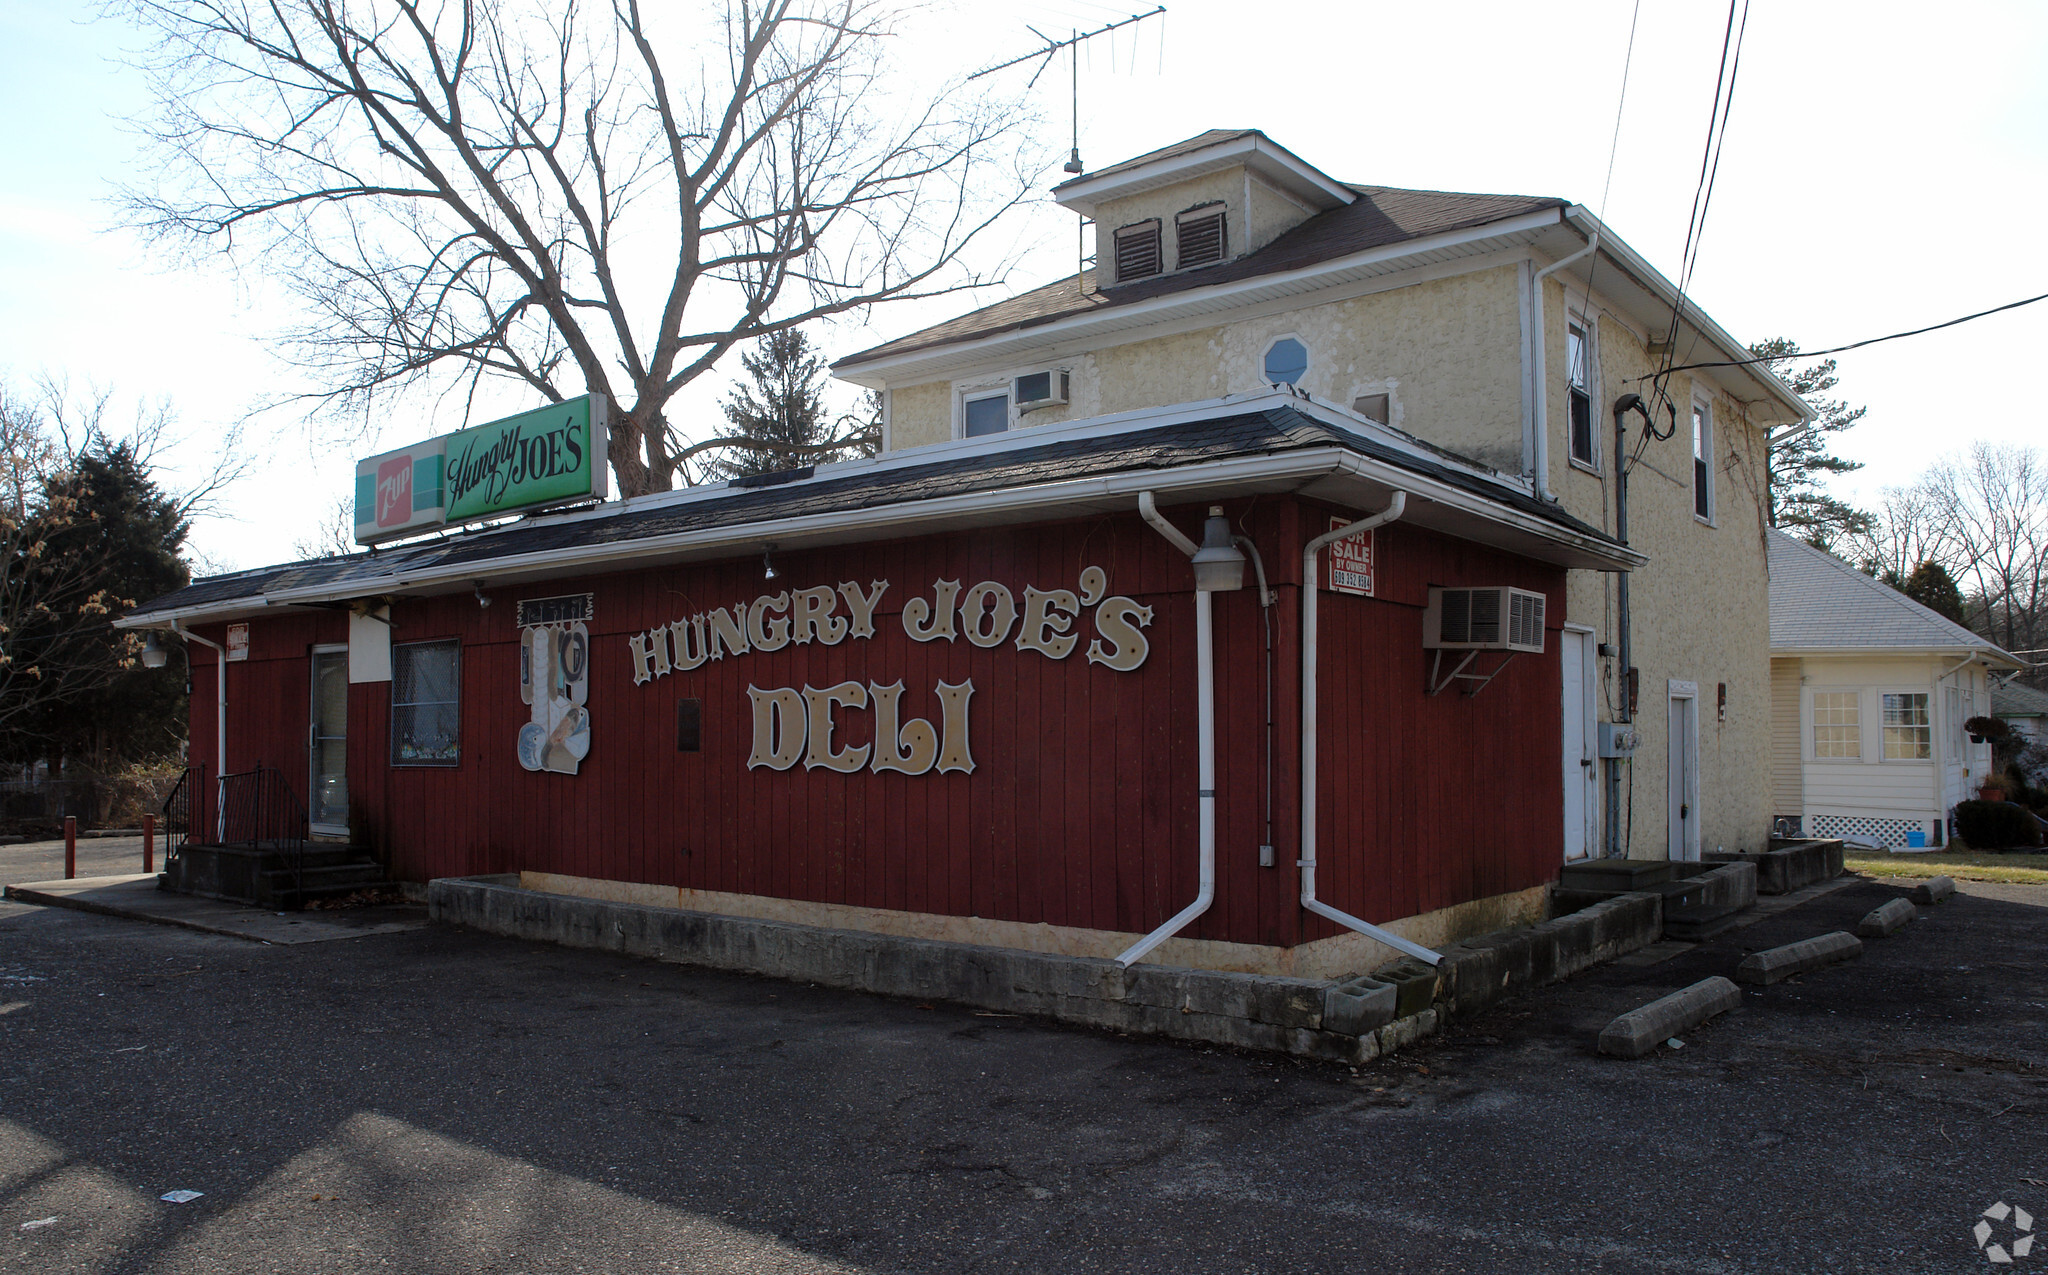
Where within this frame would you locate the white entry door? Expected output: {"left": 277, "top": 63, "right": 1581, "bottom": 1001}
{"left": 1667, "top": 682, "right": 1701, "bottom": 862}
{"left": 1560, "top": 628, "right": 1598, "bottom": 860}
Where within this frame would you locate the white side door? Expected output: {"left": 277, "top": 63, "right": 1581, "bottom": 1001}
{"left": 1561, "top": 628, "right": 1598, "bottom": 861}
{"left": 1668, "top": 681, "right": 1701, "bottom": 862}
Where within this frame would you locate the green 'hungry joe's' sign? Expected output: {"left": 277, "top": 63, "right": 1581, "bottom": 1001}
{"left": 445, "top": 395, "right": 610, "bottom": 521}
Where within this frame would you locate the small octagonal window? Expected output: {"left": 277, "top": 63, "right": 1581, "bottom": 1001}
{"left": 1263, "top": 337, "right": 1308, "bottom": 386}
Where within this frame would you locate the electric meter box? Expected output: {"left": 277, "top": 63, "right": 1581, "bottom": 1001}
{"left": 1598, "top": 722, "right": 1640, "bottom": 758}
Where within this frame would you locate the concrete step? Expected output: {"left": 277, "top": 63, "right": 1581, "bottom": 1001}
{"left": 1662, "top": 902, "right": 1748, "bottom": 941}
{"left": 1558, "top": 859, "right": 1676, "bottom": 893}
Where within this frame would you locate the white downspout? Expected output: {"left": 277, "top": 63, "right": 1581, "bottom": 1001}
{"left": 171, "top": 618, "right": 228, "bottom": 841}
{"left": 1117, "top": 492, "right": 1218, "bottom": 967}
{"left": 1299, "top": 492, "right": 1444, "bottom": 967}
{"left": 1530, "top": 235, "right": 1600, "bottom": 502}
{"left": 170, "top": 618, "right": 227, "bottom": 779}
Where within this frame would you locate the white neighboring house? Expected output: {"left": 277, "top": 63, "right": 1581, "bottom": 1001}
{"left": 1768, "top": 532, "right": 2021, "bottom": 848}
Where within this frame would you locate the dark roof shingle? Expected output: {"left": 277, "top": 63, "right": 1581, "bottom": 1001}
{"left": 131, "top": 406, "right": 1614, "bottom": 621}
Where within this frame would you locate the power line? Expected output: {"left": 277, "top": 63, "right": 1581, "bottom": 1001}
{"left": 1638, "top": 289, "right": 2048, "bottom": 379}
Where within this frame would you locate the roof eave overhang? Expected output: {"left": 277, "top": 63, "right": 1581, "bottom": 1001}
{"left": 114, "top": 597, "right": 324, "bottom": 631}
{"left": 136, "top": 448, "right": 1637, "bottom": 625}
{"left": 1772, "top": 644, "right": 2025, "bottom": 670}
{"left": 1052, "top": 133, "right": 1356, "bottom": 219}
{"left": 1553, "top": 207, "right": 1810, "bottom": 425}
{"left": 834, "top": 207, "right": 1565, "bottom": 386}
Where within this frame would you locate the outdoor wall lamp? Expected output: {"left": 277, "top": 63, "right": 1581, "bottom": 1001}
{"left": 763, "top": 545, "right": 779, "bottom": 582}
{"left": 1189, "top": 507, "right": 1247, "bottom": 593}
{"left": 140, "top": 631, "right": 168, "bottom": 669}
{"left": 473, "top": 580, "right": 492, "bottom": 608}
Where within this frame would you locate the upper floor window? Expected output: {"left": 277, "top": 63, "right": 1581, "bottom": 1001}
{"left": 1813, "top": 691, "right": 1860, "bottom": 759}
{"left": 1691, "top": 401, "right": 1714, "bottom": 522}
{"left": 392, "top": 639, "right": 461, "bottom": 766}
{"left": 1175, "top": 203, "right": 1226, "bottom": 269}
{"left": 1263, "top": 337, "right": 1309, "bottom": 387}
{"left": 1883, "top": 692, "right": 1931, "bottom": 760}
{"left": 1567, "top": 321, "right": 1596, "bottom": 468}
{"left": 1113, "top": 220, "right": 1162, "bottom": 282}
{"left": 963, "top": 390, "right": 1009, "bottom": 438}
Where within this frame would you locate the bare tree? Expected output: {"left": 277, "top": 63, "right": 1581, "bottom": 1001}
{"left": 1925, "top": 443, "right": 2048, "bottom": 663}
{"left": 117, "top": 0, "right": 1041, "bottom": 496}
{"left": 1844, "top": 483, "right": 1964, "bottom": 584}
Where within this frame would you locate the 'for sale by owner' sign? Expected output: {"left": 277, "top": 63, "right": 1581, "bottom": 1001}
{"left": 1324, "top": 516, "right": 1376, "bottom": 596}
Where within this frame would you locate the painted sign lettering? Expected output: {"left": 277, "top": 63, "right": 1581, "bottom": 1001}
{"left": 445, "top": 395, "right": 610, "bottom": 522}
{"left": 1325, "top": 516, "right": 1377, "bottom": 596}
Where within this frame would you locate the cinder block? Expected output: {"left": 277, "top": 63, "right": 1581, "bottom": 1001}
{"left": 1373, "top": 957, "right": 1443, "bottom": 1018}
{"left": 1910, "top": 875, "right": 1957, "bottom": 905}
{"left": 1856, "top": 897, "right": 1917, "bottom": 938}
{"left": 1321, "top": 976, "right": 1397, "bottom": 1036}
{"left": 1734, "top": 931, "right": 1863, "bottom": 985}
{"left": 1597, "top": 976, "right": 1743, "bottom": 1058}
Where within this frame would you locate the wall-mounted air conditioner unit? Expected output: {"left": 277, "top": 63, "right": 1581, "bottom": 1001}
{"left": 1423, "top": 586, "right": 1547, "bottom": 654}
{"left": 1014, "top": 370, "right": 1070, "bottom": 413}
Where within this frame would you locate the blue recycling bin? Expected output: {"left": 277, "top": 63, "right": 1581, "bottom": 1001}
{"left": 1905, "top": 830, "right": 1927, "bottom": 849}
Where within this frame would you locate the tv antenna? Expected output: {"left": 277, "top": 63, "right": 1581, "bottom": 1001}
{"left": 968, "top": 6, "right": 1167, "bottom": 291}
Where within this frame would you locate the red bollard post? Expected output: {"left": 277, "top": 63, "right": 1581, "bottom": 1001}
{"left": 64, "top": 815, "right": 77, "bottom": 880}
{"left": 144, "top": 813, "right": 156, "bottom": 874}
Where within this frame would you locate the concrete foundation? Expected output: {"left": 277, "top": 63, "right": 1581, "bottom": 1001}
{"left": 431, "top": 874, "right": 1667, "bottom": 1062}
{"left": 1707, "top": 840, "right": 1844, "bottom": 896}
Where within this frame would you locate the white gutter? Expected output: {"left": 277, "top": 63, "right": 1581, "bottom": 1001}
{"left": 1117, "top": 493, "right": 1219, "bottom": 967}
{"left": 171, "top": 618, "right": 228, "bottom": 794}
{"left": 242, "top": 447, "right": 1638, "bottom": 615}
{"left": 1559, "top": 206, "right": 1809, "bottom": 423}
{"left": 1529, "top": 235, "right": 1599, "bottom": 501}
{"left": 1297, "top": 493, "right": 1443, "bottom": 967}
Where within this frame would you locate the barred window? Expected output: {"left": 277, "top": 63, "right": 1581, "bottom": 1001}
{"left": 392, "top": 639, "right": 461, "bottom": 766}
{"left": 1812, "top": 692, "right": 1859, "bottom": 759}
{"left": 1882, "top": 692, "right": 1931, "bottom": 760}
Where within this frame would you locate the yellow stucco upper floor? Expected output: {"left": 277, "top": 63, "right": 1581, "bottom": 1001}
{"left": 833, "top": 130, "right": 1806, "bottom": 513}
{"left": 833, "top": 129, "right": 1814, "bottom": 857}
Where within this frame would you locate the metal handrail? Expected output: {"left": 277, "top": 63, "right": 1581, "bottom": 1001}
{"left": 159, "top": 763, "right": 209, "bottom": 864}
{"left": 214, "top": 763, "right": 310, "bottom": 903}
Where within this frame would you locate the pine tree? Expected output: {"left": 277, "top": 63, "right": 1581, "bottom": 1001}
{"left": 1750, "top": 337, "right": 1872, "bottom": 548}
{"left": 707, "top": 330, "right": 840, "bottom": 481}
{"left": 1890, "top": 560, "right": 1967, "bottom": 624}
{"left": 9, "top": 440, "right": 190, "bottom": 768}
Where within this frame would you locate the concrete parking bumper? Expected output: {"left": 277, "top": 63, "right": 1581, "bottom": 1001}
{"left": 1856, "top": 898, "right": 1916, "bottom": 938}
{"left": 1911, "top": 875, "right": 1957, "bottom": 904}
{"left": 1596, "top": 976, "right": 1743, "bottom": 1059}
{"left": 1734, "top": 931, "right": 1863, "bottom": 985}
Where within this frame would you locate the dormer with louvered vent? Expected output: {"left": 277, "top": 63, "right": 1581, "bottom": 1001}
{"left": 1056, "top": 129, "right": 1353, "bottom": 287}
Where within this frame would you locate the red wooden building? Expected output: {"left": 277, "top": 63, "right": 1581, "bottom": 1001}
{"left": 124, "top": 396, "right": 1637, "bottom": 977}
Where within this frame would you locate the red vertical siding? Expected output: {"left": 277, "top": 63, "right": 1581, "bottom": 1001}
{"left": 196, "top": 495, "right": 1569, "bottom": 950}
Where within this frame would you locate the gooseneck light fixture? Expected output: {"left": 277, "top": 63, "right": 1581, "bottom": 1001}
{"left": 762, "top": 544, "right": 779, "bottom": 582}
{"left": 140, "top": 630, "right": 168, "bottom": 669}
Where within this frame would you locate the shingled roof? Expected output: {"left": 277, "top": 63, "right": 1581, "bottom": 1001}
{"left": 835, "top": 181, "right": 1564, "bottom": 368}
{"left": 1768, "top": 532, "right": 2017, "bottom": 660}
{"left": 128, "top": 401, "right": 1626, "bottom": 624}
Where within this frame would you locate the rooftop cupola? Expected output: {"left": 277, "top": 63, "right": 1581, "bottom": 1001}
{"left": 1053, "top": 129, "right": 1355, "bottom": 287}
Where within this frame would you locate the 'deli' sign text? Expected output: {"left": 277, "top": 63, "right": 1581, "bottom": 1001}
{"left": 627, "top": 566, "right": 1153, "bottom": 778}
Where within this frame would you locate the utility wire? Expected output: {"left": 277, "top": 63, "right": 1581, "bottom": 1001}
{"left": 1639, "top": 290, "right": 2048, "bottom": 379}
{"left": 1643, "top": 0, "right": 1750, "bottom": 452}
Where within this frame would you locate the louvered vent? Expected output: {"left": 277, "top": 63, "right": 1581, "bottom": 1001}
{"left": 1424, "top": 587, "right": 1547, "bottom": 653}
{"left": 1175, "top": 204, "right": 1226, "bottom": 269}
{"left": 1113, "top": 220, "right": 1162, "bottom": 282}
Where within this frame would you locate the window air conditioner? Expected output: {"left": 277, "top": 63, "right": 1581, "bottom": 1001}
{"left": 1423, "top": 586, "right": 1547, "bottom": 654}
{"left": 1014, "top": 370, "right": 1070, "bottom": 413}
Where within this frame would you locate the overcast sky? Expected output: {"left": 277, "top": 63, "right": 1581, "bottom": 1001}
{"left": 3, "top": 0, "right": 2044, "bottom": 573}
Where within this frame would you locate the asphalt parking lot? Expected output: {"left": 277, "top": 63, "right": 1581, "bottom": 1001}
{"left": 2, "top": 874, "right": 2044, "bottom": 1274}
